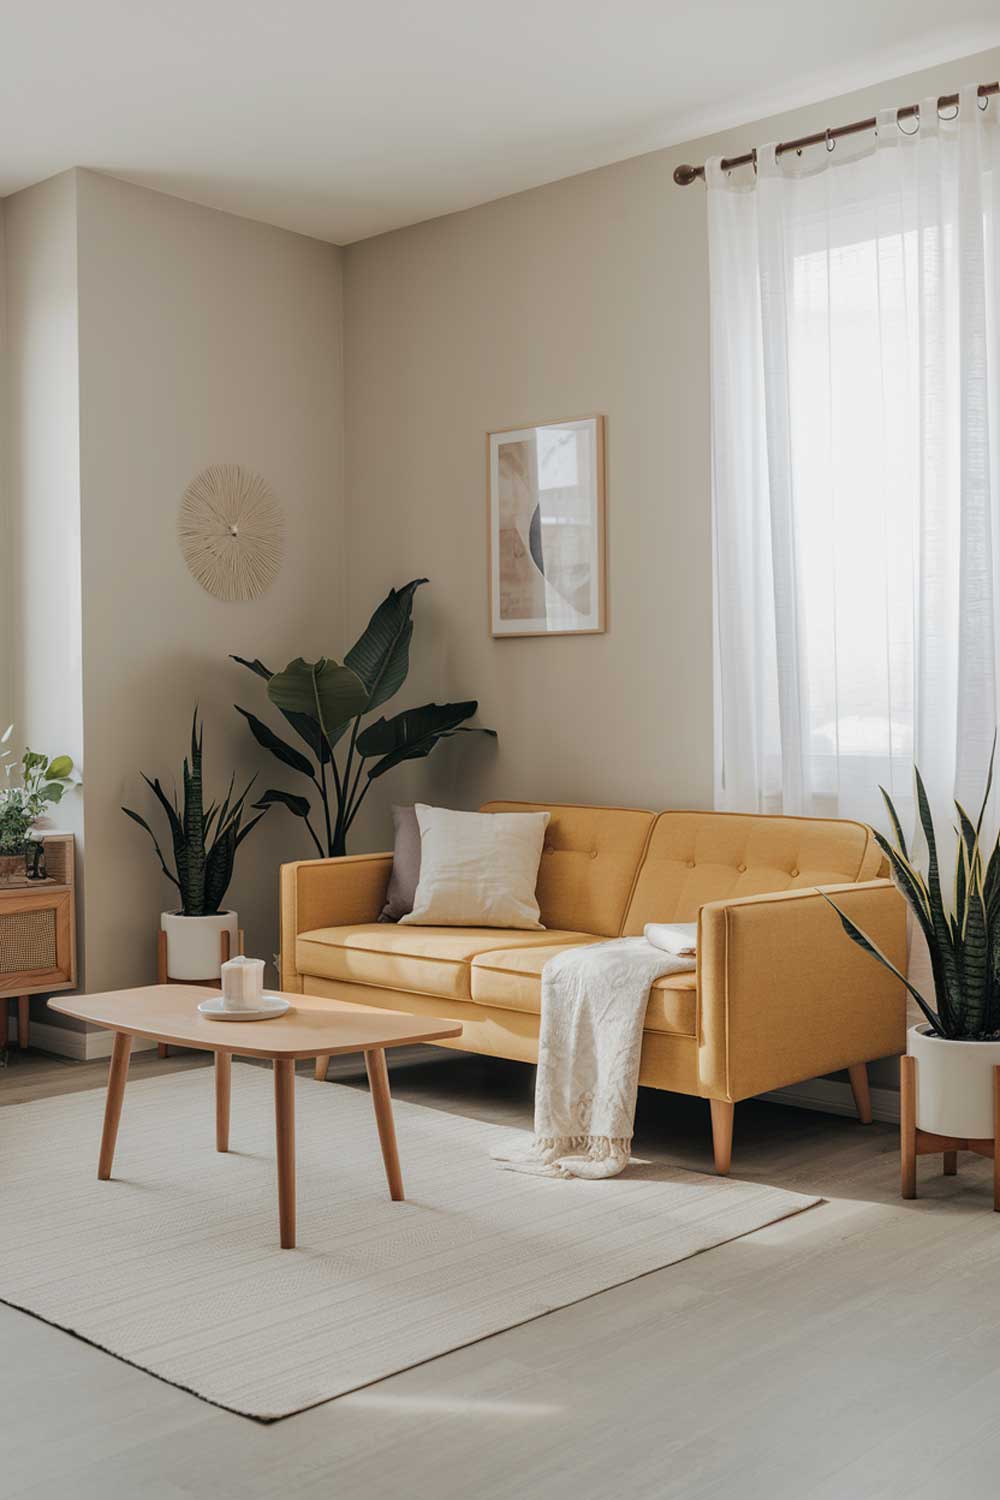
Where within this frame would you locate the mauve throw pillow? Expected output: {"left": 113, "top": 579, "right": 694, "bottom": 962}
{"left": 379, "top": 805, "right": 422, "bottom": 922}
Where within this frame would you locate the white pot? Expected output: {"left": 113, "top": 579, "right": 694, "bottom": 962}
{"left": 908, "top": 1023, "right": 1000, "bottom": 1139}
{"left": 160, "top": 910, "right": 238, "bottom": 981}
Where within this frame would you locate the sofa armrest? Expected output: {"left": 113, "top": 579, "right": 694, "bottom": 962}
{"left": 279, "top": 852, "right": 393, "bottom": 992}
{"left": 697, "top": 879, "right": 907, "bottom": 1102}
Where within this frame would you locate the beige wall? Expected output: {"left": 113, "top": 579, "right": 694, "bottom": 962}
{"left": 74, "top": 170, "right": 345, "bottom": 996}
{"left": 342, "top": 44, "right": 1000, "bottom": 857}
{"left": 3, "top": 170, "right": 345, "bottom": 1037}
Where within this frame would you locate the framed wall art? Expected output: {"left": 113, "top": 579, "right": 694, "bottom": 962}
{"left": 487, "top": 415, "right": 606, "bottom": 637}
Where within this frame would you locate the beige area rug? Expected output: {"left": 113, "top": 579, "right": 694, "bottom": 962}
{"left": 0, "top": 1064, "right": 819, "bottom": 1420}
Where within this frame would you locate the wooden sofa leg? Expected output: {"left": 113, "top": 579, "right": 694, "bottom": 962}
{"left": 315, "top": 1054, "right": 330, "bottom": 1082}
{"left": 848, "top": 1062, "right": 872, "bottom": 1124}
{"left": 710, "top": 1100, "right": 734, "bottom": 1175}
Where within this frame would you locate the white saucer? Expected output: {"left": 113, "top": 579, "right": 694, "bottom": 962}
{"left": 197, "top": 994, "right": 291, "bottom": 1022}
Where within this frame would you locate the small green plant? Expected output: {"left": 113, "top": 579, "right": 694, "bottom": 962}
{"left": 122, "top": 710, "right": 267, "bottom": 916}
{"left": 233, "top": 580, "right": 495, "bottom": 856}
{"left": 0, "top": 726, "right": 75, "bottom": 854}
{"left": 825, "top": 741, "right": 1000, "bottom": 1040}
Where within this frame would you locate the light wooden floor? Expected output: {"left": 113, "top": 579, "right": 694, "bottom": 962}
{"left": 3, "top": 1044, "right": 999, "bottom": 1500}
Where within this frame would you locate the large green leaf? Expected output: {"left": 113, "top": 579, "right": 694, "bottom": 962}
{"left": 267, "top": 657, "right": 369, "bottom": 747}
{"left": 357, "top": 701, "right": 494, "bottom": 780}
{"left": 253, "top": 788, "right": 312, "bottom": 819}
{"left": 345, "top": 579, "right": 427, "bottom": 713}
{"left": 232, "top": 655, "right": 333, "bottom": 762}
{"left": 45, "top": 755, "right": 73, "bottom": 781}
{"left": 231, "top": 655, "right": 273, "bottom": 681}
{"left": 235, "top": 707, "right": 314, "bottom": 779}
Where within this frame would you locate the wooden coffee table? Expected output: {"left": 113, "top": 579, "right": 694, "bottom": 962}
{"left": 48, "top": 986, "right": 462, "bottom": 1248}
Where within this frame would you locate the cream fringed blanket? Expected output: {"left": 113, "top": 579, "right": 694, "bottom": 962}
{"left": 493, "top": 937, "right": 695, "bottom": 1180}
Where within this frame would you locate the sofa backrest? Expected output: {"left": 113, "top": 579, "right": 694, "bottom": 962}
{"left": 621, "top": 810, "right": 882, "bottom": 933}
{"left": 480, "top": 801, "right": 655, "bottom": 937}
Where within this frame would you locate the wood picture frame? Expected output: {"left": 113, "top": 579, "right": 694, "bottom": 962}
{"left": 486, "top": 414, "right": 606, "bottom": 638}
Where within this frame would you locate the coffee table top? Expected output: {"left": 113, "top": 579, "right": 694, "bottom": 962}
{"left": 49, "top": 986, "right": 463, "bottom": 1059}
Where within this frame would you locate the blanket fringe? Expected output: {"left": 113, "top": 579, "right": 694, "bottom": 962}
{"left": 492, "top": 1134, "right": 633, "bottom": 1179}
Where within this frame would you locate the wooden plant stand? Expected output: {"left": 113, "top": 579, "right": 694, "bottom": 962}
{"left": 900, "top": 1054, "right": 1000, "bottom": 1211}
{"left": 155, "top": 926, "right": 244, "bottom": 1057}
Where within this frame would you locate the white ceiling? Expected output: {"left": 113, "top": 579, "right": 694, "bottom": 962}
{"left": 2, "top": 2, "right": 999, "bottom": 244}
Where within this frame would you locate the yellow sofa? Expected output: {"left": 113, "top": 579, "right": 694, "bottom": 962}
{"left": 280, "top": 801, "right": 906, "bottom": 1172}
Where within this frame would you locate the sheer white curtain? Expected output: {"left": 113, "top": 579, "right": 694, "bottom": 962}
{"left": 710, "top": 84, "right": 1000, "bottom": 833}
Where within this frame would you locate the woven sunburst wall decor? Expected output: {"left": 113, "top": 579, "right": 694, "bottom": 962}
{"left": 177, "top": 464, "right": 284, "bottom": 602}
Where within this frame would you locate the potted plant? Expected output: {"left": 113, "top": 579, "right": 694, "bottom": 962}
{"left": 826, "top": 748, "right": 1000, "bottom": 1142}
{"left": 232, "top": 579, "right": 495, "bottom": 856}
{"left": 123, "top": 711, "right": 267, "bottom": 981}
{"left": 0, "top": 726, "right": 75, "bottom": 876}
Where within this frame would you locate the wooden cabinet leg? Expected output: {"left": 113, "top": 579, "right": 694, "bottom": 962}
{"left": 709, "top": 1099, "right": 734, "bottom": 1176}
{"left": 900, "top": 1054, "right": 917, "bottom": 1199}
{"left": 215, "top": 1050, "right": 232, "bottom": 1152}
{"left": 273, "top": 1059, "right": 296, "bottom": 1248}
{"left": 17, "top": 996, "right": 29, "bottom": 1050}
{"left": 98, "top": 1032, "right": 132, "bottom": 1180}
{"left": 943, "top": 1151, "right": 958, "bottom": 1176}
{"left": 847, "top": 1062, "right": 872, "bottom": 1124}
{"left": 158, "top": 1042, "right": 169, "bottom": 1058}
{"left": 365, "top": 1048, "right": 404, "bottom": 1201}
{"left": 314, "top": 1054, "right": 330, "bottom": 1082}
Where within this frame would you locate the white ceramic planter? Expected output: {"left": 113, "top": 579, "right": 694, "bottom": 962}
{"left": 160, "top": 910, "right": 238, "bottom": 981}
{"left": 908, "top": 1023, "right": 1000, "bottom": 1139}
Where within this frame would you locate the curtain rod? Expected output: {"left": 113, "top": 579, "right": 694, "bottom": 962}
{"left": 673, "top": 80, "right": 1000, "bottom": 185}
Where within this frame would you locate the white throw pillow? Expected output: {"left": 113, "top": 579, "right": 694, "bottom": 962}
{"left": 400, "top": 805, "right": 550, "bottom": 929}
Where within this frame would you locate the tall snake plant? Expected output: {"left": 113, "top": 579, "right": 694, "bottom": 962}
{"left": 122, "top": 710, "right": 267, "bottom": 915}
{"left": 824, "top": 740, "right": 1000, "bottom": 1040}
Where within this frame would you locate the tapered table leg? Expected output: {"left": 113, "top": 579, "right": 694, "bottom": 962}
{"left": 17, "top": 996, "right": 29, "bottom": 1050}
{"left": 215, "top": 1050, "right": 232, "bottom": 1152}
{"left": 98, "top": 1032, "right": 133, "bottom": 1180}
{"left": 365, "top": 1047, "right": 404, "bottom": 1201}
{"left": 900, "top": 1054, "right": 917, "bottom": 1199}
{"left": 273, "top": 1058, "right": 296, "bottom": 1248}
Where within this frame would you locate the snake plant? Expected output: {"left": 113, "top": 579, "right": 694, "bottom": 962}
{"left": 122, "top": 709, "right": 267, "bottom": 915}
{"left": 824, "top": 741, "right": 1000, "bottom": 1040}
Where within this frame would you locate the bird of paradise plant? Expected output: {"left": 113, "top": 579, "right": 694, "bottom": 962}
{"left": 823, "top": 741, "right": 1000, "bottom": 1040}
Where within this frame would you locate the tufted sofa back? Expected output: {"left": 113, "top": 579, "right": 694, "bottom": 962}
{"left": 482, "top": 801, "right": 883, "bottom": 938}
{"left": 621, "top": 810, "right": 882, "bottom": 933}
{"left": 479, "top": 801, "right": 655, "bottom": 937}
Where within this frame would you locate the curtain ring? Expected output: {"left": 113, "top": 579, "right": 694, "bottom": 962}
{"left": 751, "top": 147, "right": 758, "bottom": 174}
{"left": 938, "top": 102, "right": 959, "bottom": 122}
{"left": 979, "top": 94, "right": 990, "bottom": 112}
{"left": 825, "top": 128, "right": 835, "bottom": 153}
{"left": 897, "top": 110, "right": 920, "bottom": 137}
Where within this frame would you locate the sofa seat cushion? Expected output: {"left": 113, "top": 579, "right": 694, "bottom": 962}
{"left": 296, "top": 924, "right": 597, "bottom": 1001}
{"left": 470, "top": 943, "right": 698, "bottom": 1037}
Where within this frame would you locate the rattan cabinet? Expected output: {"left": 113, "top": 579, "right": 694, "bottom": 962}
{"left": 2, "top": 834, "right": 76, "bottom": 1050}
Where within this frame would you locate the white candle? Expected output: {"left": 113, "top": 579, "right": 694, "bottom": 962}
{"left": 221, "top": 955, "right": 265, "bottom": 1010}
